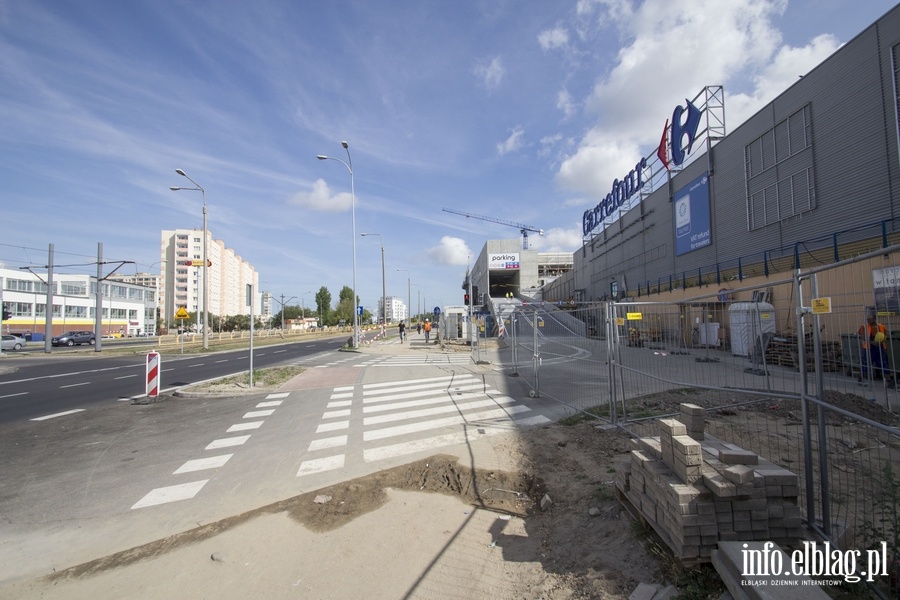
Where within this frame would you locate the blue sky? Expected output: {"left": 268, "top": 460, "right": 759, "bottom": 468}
{"left": 1, "top": 0, "right": 895, "bottom": 316}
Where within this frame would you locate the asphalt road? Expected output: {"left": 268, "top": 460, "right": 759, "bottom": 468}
{"left": 0, "top": 335, "right": 349, "bottom": 423}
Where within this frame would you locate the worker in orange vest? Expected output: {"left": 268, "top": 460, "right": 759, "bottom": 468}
{"left": 858, "top": 312, "right": 895, "bottom": 387}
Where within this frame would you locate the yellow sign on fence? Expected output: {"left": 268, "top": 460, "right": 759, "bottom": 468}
{"left": 626, "top": 312, "right": 643, "bottom": 321}
{"left": 811, "top": 297, "right": 832, "bottom": 314}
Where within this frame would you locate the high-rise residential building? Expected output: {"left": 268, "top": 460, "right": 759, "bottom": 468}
{"left": 159, "top": 228, "right": 259, "bottom": 329}
{"left": 377, "top": 296, "right": 407, "bottom": 323}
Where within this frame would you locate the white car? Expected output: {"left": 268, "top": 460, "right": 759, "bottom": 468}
{"left": 2, "top": 334, "right": 25, "bottom": 351}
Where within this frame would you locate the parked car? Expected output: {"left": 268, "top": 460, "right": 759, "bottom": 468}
{"left": 2, "top": 334, "right": 25, "bottom": 351}
{"left": 51, "top": 331, "right": 96, "bottom": 346}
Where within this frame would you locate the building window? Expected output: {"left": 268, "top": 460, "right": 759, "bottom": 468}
{"left": 7, "top": 302, "right": 32, "bottom": 316}
{"left": 65, "top": 305, "right": 87, "bottom": 318}
{"left": 745, "top": 104, "right": 815, "bottom": 230}
{"left": 60, "top": 281, "right": 87, "bottom": 296}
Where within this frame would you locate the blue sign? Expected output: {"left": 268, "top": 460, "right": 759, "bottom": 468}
{"left": 674, "top": 172, "right": 711, "bottom": 256}
{"left": 356, "top": 305, "right": 363, "bottom": 316}
{"left": 433, "top": 307, "right": 441, "bottom": 316}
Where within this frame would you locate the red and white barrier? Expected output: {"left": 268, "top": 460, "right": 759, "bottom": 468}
{"left": 146, "top": 351, "right": 160, "bottom": 397}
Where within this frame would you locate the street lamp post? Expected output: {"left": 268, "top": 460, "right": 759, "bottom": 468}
{"left": 317, "top": 142, "right": 359, "bottom": 349}
{"left": 361, "top": 233, "right": 386, "bottom": 336}
{"left": 170, "top": 169, "right": 209, "bottom": 350}
{"left": 397, "top": 269, "right": 411, "bottom": 325}
{"left": 302, "top": 291, "right": 312, "bottom": 320}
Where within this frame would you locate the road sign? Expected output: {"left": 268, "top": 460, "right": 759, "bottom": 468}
{"left": 184, "top": 259, "right": 212, "bottom": 267}
{"left": 175, "top": 306, "right": 190, "bottom": 319}
{"left": 357, "top": 305, "right": 363, "bottom": 316}
{"left": 433, "top": 307, "right": 441, "bottom": 316}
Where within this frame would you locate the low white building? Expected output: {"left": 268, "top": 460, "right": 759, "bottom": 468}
{"left": 1, "top": 267, "right": 157, "bottom": 339}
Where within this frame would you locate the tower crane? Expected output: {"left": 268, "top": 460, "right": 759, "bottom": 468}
{"left": 442, "top": 208, "right": 544, "bottom": 249}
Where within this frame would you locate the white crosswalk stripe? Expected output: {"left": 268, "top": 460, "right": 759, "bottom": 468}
{"left": 296, "top": 374, "right": 550, "bottom": 476}
{"left": 354, "top": 354, "right": 472, "bottom": 367}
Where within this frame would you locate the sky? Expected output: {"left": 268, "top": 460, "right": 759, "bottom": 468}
{"left": 1, "top": 0, "right": 896, "bottom": 317}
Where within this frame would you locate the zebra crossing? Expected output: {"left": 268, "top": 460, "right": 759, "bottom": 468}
{"left": 129, "top": 356, "right": 545, "bottom": 510}
{"left": 354, "top": 354, "right": 472, "bottom": 367}
{"left": 295, "top": 373, "right": 549, "bottom": 477}
{"left": 131, "top": 392, "right": 291, "bottom": 509}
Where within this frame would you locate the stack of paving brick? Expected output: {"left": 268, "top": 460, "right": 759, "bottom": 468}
{"left": 614, "top": 404, "right": 803, "bottom": 564}
{"left": 700, "top": 438, "right": 804, "bottom": 547}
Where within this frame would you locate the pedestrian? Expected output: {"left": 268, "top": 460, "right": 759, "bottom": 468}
{"left": 858, "top": 312, "right": 895, "bottom": 387}
{"left": 423, "top": 319, "right": 432, "bottom": 343}
{"left": 416, "top": 322, "right": 421, "bottom": 335}
{"left": 398, "top": 320, "right": 406, "bottom": 343}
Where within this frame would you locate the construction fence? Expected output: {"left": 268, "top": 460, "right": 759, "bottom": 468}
{"left": 497, "top": 244, "right": 900, "bottom": 594}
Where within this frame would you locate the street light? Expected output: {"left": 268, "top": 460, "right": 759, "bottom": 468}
{"left": 170, "top": 169, "right": 209, "bottom": 350}
{"left": 302, "top": 290, "right": 312, "bottom": 319}
{"left": 317, "top": 141, "right": 358, "bottom": 349}
{"left": 396, "top": 269, "right": 411, "bottom": 325}
{"left": 361, "top": 233, "right": 386, "bottom": 335}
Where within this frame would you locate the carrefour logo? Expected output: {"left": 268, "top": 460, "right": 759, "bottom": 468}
{"left": 658, "top": 99, "right": 702, "bottom": 170}
{"left": 582, "top": 97, "right": 704, "bottom": 237}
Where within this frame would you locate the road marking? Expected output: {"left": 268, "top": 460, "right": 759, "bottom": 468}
{"left": 364, "top": 397, "right": 517, "bottom": 425}
{"left": 363, "top": 390, "right": 502, "bottom": 413}
{"left": 206, "top": 435, "right": 251, "bottom": 450}
{"left": 243, "top": 409, "right": 275, "bottom": 418}
{"left": 188, "top": 363, "right": 205, "bottom": 367}
{"left": 256, "top": 400, "right": 283, "bottom": 408}
{"left": 362, "top": 383, "right": 488, "bottom": 404}
{"left": 30, "top": 409, "right": 86, "bottom": 421}
{"left": 362, "top": 374, "right": 472, "bottom": 391}
{"left": 364, "top": 431, "right": 487, "bottom": 462}
{"left": 327, "top": 400, "right": 352, "bottom": 408}
{"left": 60, "top": 382, "right": 91, "bottom": 389}
{"left": 273, "top": 349, "right": 287, "bottom": 353}
{"left": 0, "top": 392, "right": 28, "bottom": 399}
{"left": 297, "top": 455, "right": 344, "bottom": 477}
{"left": 266, "top": 392, "right": 290, "bottom": 399}
{"left": 132, "top": 480, "right": 208, "bottom": 509}
{"left": 316, "top": 421, "right": 349, "bottom": 433}
{"left": 114, "top": 374, "right": 139, "bottom": 380}
{"left": 322, "top": 409, "right": 351, "bottom": 419}
{"left": 330, "top": 392, "right": 353, "bottom": 399}
{"left": 215, "top": 359, "right": 229, "bottom": 363}
{"left": 227, "top": 421, "right": 264, "bottom": 432}
{"left": 334, "top": 385, "right": 354, "bottom": 391}
{"left": 173, "top": 454, "right": 233, "bottom": 474}
{"left": 364, "top": 406, "right": 532, "bottom": 441}
{"left": 308, "top": 435, "right": 348, "bottom": 451}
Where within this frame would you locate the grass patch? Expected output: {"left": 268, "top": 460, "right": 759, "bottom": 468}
{"left": 211, "top": 365, "right": 305, "bottom": 388}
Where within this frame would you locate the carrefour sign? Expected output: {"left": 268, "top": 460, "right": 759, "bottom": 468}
{"left": 582, "top": 98, "right": 703, "bottom": 237}
{"left": 489, "top": 253, "right": 520, "bottom": 270}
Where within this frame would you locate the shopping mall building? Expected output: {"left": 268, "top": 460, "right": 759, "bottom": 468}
{"left": 543, "top": 5, "right": 900, "bottom": 309}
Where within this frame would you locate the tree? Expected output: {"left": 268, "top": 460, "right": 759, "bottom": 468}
{"left": 315, "top": 286, "right": 332, "bottom": 325}
{"left": 272, "top": 305, "right": 303, "bottom": 328}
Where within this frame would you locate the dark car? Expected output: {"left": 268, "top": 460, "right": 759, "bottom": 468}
{"left": 51, "top": 331, "right": 96, "bottom": 346}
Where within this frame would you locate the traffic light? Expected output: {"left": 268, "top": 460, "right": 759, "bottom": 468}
{"left": 464, "top": 293, "right": 470, "bottom": 305}
{"left": 2, "top": 309, "right": 10, "bottom": 321}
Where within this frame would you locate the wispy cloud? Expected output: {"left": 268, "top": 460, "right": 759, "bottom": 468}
{"left": 538, "top": 26, "right": 569, "bottom": 50}
{"left": 473, "top": 56, "right": 505, "bottom": 91}
{"left": 289, "top": 179, "right": 352, "bottom": 212}
{"left": 497, "top": 126, "right": 525, "bottom": 156}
